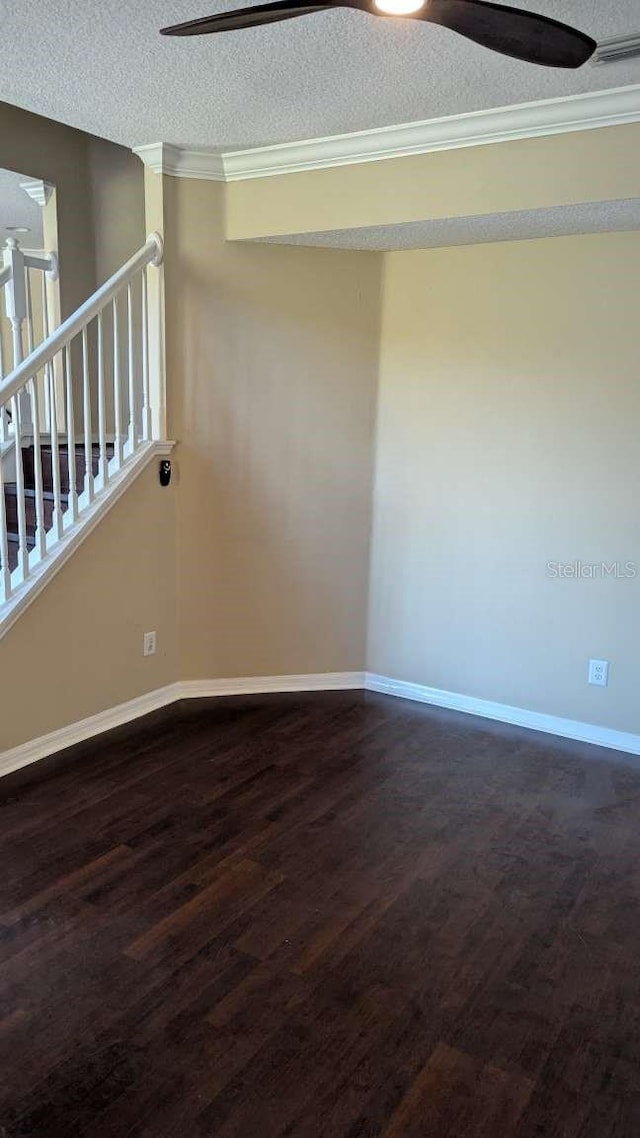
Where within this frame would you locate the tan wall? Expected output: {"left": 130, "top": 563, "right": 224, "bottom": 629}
{"left": 0, "top": 168, "right": 383, "bottom": 752}
{"left": 227, "top": 124, "right": 640, "bottom": 240}
{"left": 87, "top": 138, "right": 145, "bottom": 283}
{"left": 0, "top": 462, "right": 177, "bottom": 752}
{"left": 368, "top": 233, "right": 640, "bottom": 734}
{"left": 3, "top": 123, "right": 639, "bottom": 752}
{"left": 163, "top": 177, "right": 382, "bottom": 680}
{"left": 0, "top": 109, "right": 169, "bottom": 754}
{"left": 0, "top": 101, "right": 145, "bottom": 313}
{"left": 0, "top": 101, "right": 96, "bottom": 317}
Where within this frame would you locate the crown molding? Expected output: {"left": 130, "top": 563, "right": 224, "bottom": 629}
{"left": 133, "top": 142, "right": 225, "bottom": 181}
{"left": 20, "top": 179, "right": 54, "bottom": 207}
{"left": 134, "top": 84, "right": 640, "bottom": 183}
{"left": 223, "top": 84, "right": 640, "bottom": 179}
{"left": 593, "top": 33, "right": 640, "bottom": 66}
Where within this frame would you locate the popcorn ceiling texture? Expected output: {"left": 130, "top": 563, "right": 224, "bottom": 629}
{"left": 0, "top": 0, "right": 638, "bottom": 151}
{"left": 258, "top": 199, "right": 640, "bottom": 251}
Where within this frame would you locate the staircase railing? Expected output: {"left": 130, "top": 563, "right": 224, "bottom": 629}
{"left": 0, "top": 233, "right": 164, "bottom": 604}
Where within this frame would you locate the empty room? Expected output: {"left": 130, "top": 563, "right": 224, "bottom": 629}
{"left": 0, "top": 2, "right": 639, "bottom": 1134}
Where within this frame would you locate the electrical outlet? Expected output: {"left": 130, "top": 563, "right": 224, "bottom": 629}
{"left": 143, "top": 631, "right": 157, "bottom": 657}
{"left": 588, "top": 659, "right": 609, "bottom": 688}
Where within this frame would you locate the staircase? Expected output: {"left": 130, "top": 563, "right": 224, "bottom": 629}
{"left": 4, "top": 444, "right": 114, "bottom": 571}
{"left": 0, "top": 233, "right": 171, "bottom": 636}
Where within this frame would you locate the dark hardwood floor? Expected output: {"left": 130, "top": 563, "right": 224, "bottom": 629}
{"left": 2, "top": 691, "right": 640, "bottom": 1137}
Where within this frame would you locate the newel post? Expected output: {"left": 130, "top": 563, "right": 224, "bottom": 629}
{"left": 137, "top": 155, "right": 168, "bottom": 442}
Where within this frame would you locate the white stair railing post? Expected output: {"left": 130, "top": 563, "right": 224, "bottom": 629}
{"left": 97, "top": 313, "right": 108, "bottom": 488}
{"left": 141, "top": 268, "right": 152, "bottom": 442}
{"left": 10, "top": 392, "right": 28, "bottom": 581}
{"left": 3, "top": 239, "right": 30, "bottom": 430}
{"left": 145, "top": 234, "right": 165, "bottom": 441}
{"left": 29, "top": 378, "right": 47, "bottom": 561}
{"left": 81, "top": 327, "right": 94, "bottom": 503}
{"left": 126, "top": 282, "right": 137, "bottom": 453}
{"left": 112, "top": 297, "right": 124, "bottom": 468}
{"left": 0, "top": 314, "right": 7, "bottom": 440}
{"left": 64, "top": 345, "right": 78, "bottom": 523}
{"left": 0, "top": 455, "right": 10, "bottom": 601}
{"left": 48, "top": 358, "right": 63, "bottom": 542}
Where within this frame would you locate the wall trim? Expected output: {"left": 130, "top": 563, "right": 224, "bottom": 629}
{"left": 20, "top": 178, "right": 54, "bottom": 207}
{"left": 0, "top": 683, "right": 183, "bottom": 780}
{"left": 133, "top": 142, "right": 226, "bottom": 181}
{"left": 365, "top": 673, "right": 640, "bottom": 757}
{"left": 0, "top": 673, "right": 365, "bottom": 778}
{"left": 134, "top": 84, "right": 640, "bottom": 183}
{"left": 180, "top": 672, "right": 366, "bottom": 697}
{"left": 3, "top": 669, "right": 639, "bottom": 781}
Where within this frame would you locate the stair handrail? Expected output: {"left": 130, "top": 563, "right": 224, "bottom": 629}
{"left": 0, "top": 233, "right": 163, "bottom": 407}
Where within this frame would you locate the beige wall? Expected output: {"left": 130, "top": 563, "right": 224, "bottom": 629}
{"left": 0, "top": 463, "right": 177, "bottom": 752}
{"left": 87, "top": 137, "right": 145, "bottom": 283}
{"left": 1, "top": 168, "right": 383, "bottom": 751}
{"left": 163, "top": 177, "right": 382, "bottom": 680}
{"left": 3, "top": 120, "right": 639, "bottom": 752}
{"left": 0, "top": 101, "right": 95, "bottom": 318}
{"left": 0, "top": 101, "right": 145, "bottom": 313}
{"left": 227, "top": 124, "right": 640, "bottom": 240}
{"left": 368, "top": 233, "right": 640, "bottom": 734}
{"left": 0, "top": 108, "right": 169, "bottom": 754}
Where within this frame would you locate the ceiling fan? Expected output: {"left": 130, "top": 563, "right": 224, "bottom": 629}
{"left": 160, "top": 0, "right": 597, "bottom": 69}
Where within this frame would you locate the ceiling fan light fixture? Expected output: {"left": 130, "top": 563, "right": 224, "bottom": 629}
{"left": 373, "top": 0, "right": 426, "bottom": 15}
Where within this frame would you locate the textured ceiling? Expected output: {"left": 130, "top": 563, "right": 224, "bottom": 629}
{"left": 257, "top": 199, "right": 640, "bottom": 250}
{"left": 0, "top": 169, "right": 44, "bottom": 249}
{"left": 1, "top": 2, "right": 640, "bottom": 151}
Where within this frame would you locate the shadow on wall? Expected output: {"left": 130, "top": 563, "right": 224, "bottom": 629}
{"left": 172, "top": 240, "right": 383, "bottom": 679}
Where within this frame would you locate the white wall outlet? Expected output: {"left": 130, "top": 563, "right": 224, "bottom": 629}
{"left": 588, "top": 659, "right": 609, "bottom": 688}
{"left": 143, "top": 631, "right": 157, "bottom": 657}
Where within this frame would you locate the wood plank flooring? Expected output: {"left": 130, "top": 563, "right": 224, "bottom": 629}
{"left": 2, "top": 691, "right": 640, "bottom": 1136}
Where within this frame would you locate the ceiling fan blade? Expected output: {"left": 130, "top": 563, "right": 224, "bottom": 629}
{"left": 161, "top": 0, "right": 339, "bottom": 35}
{"left": 419, "top": 0, "right": 596, "bottom": 68}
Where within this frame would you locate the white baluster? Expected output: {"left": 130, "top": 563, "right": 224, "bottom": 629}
{"left": 10, "top": 393, "right": 29, "bottom": 583}
{"left": 28, "top": 378, "right": 46, "bottom": 561}
{"left": 0, "top": 288, "right": 6, "bottom": 444}
{"left": 25, "top": 268, "right": 34, "bottom": 357}
{"left": 126, "top": 281, "right": 137, "bottom": 454}
{"left": 64, "top": 345, "right": 78, "bottom": 523}
{"left": 112, "top": 297, "right": 124, "bottom": 469}
{"left": 82, "top": 326, "right": 94, "bottom": 504}
{"left": 141, "top": 269, "right": 151, "bottom": 442}
{"left": 4, "top": 239, "right": 30, "bottom": 430}
{"left": 41, "top": 273, "right": 51, "bottom": 434}
{"left": 0, "top": 295, "right": 5, "bottom": 379}
{"left": 48, "top": 356, "right": 63, "bottom": 542}
{"left": 97, "top": 313, "right": 108, "bottom": 488}
{"left": 0, "top": 440, "right": 11, "bottom": 601}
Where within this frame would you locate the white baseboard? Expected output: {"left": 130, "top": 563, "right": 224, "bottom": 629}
{"left": 0, "top": 682, "right": 183, "bottom": 779}
{"left": 365, "top": 673, "right": 640, "bottom": 757}
{"left": 2, "top": 668, "right": 639, "bottom": 782}
{"left": 0, "top": 672, "right": 364, "bottom": 779}
{"left": 180, "top": 672, "right": 365, "bottom": 698}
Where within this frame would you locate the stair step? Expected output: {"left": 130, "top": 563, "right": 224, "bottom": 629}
{"left": 4, "top": 486, "right": 70, "bottom": 536}
{"left": 2, "top": 443, "right": 114, "bottom": 575}
{"left": 22, "top": 443, "right": 114, "bottom": 495}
